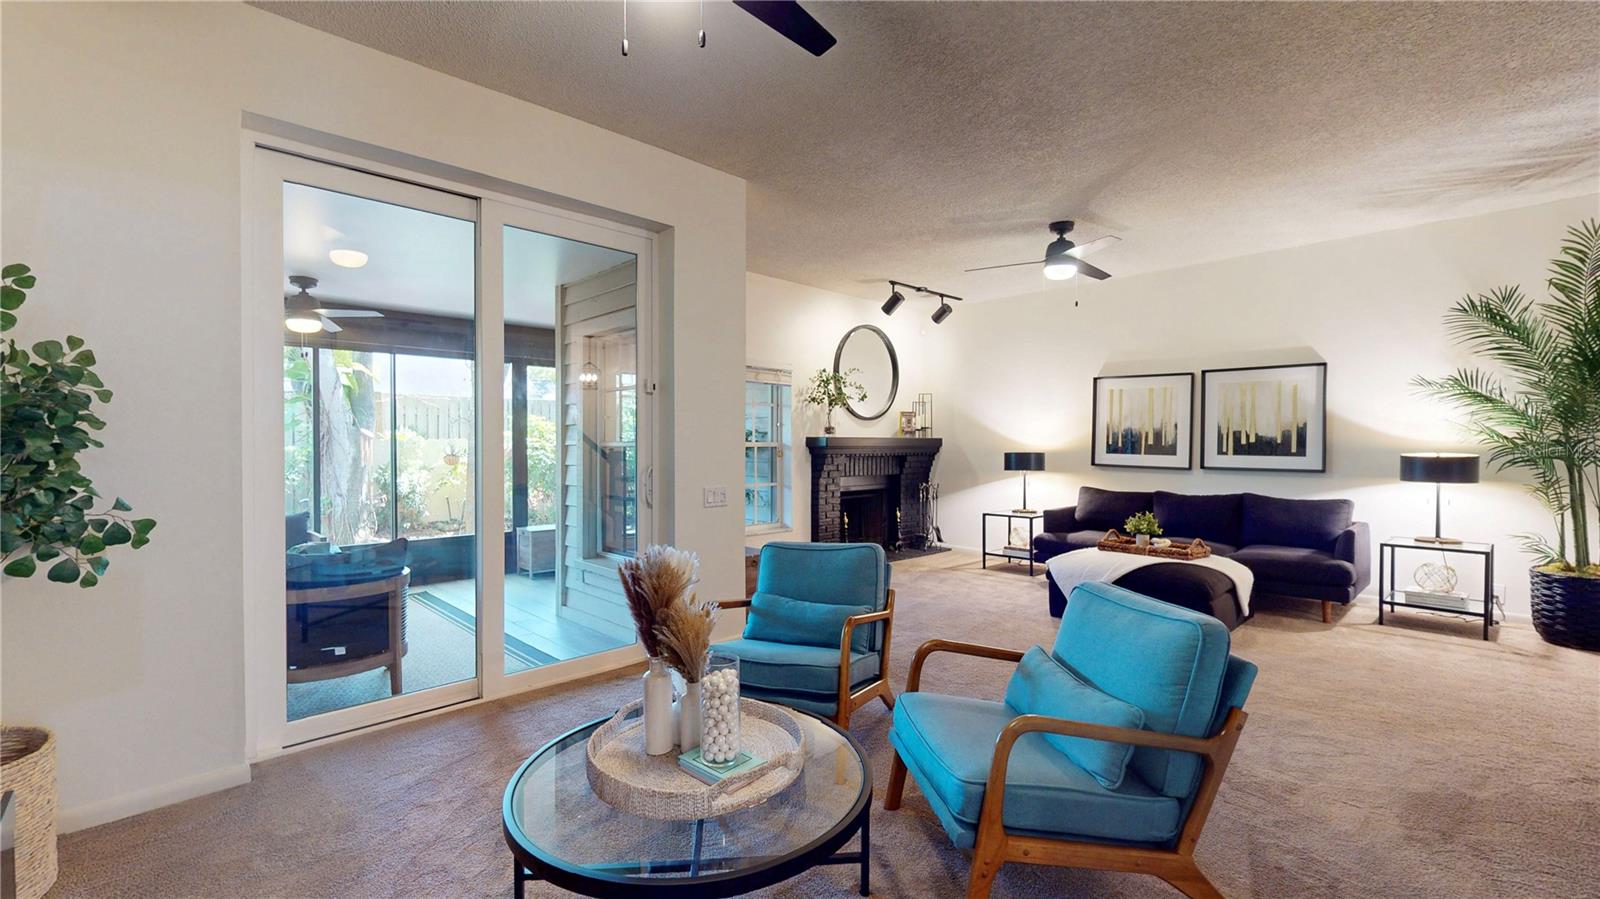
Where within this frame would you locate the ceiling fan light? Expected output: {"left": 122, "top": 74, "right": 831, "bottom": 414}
{"left": 931, "top": 302, "right": 952, "bottom": 324}
{"left": 1043, "top": 259, "right": 1079, "bottom": 281}
{"left": 881, "top": 289, "right": 905, "bottom": 316}
{"left": 285, "top": 313, "right": 323, "bottom": 334}
{"left": 329, "top": 249, "right": 368, "bottom": 268}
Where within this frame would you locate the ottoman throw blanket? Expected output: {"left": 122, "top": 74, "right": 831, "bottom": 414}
{"left": 1047, "top": 548, "right": 1255, "bottom": 625}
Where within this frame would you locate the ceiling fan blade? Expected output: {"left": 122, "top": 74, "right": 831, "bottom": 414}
{"left": 963, "top": 259, "right": 1046, "bottom": 273}
{"left": 316, "top": 308, "right": 384, "bottom": 318}
{"left": 1076, "top": 260, "right": 1113, "bottom": 281}
{"left": 733, "top": 1, "right": 837, "bottom": 56}
{"left": 1066, "top": 235, "right": 1121, "bottom": 259}
{"left": 319, "top": 316, "right": 343, "bottom": 333}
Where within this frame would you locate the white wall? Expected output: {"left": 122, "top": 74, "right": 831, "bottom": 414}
{"left": 744, "top": 273, "right": 935, "bottom": 546}
{"left": 926, "top": 195, "right": 1600, "bottom": 615}
{"left": 1, "top": 2, "right": 745, "bottom": 830}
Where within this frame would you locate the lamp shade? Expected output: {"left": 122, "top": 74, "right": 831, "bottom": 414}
{"left": 1400, "top": 452, "right": 1479, "bottom": 484}
{"left": 1004, "top": 451, "right": 1045, "bottom": 472}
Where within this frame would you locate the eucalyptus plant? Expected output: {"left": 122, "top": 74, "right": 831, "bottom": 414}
{"left": 1413, "top": 221, "right": 1600, "bottom": 575}
{"left": 800, "top": 367, "right": 866, "bottom": 412}
{"left": 1, "top": 264, "right": 155, "bottom": 587}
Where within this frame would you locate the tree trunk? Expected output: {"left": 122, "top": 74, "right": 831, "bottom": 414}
{"left": 1569, "top": 459, "right": 1591, "bottom": 569}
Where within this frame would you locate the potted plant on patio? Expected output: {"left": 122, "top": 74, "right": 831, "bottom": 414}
{"left": 1414, "top": 221, "right": 1600, "bottom": 650}
{"left": 800, "top": 367, "right": 866, "bottom": 435}
{"left": 1, "top": 263, "right": 160, "bottom": 898}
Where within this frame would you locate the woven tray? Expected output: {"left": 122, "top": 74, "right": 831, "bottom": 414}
{"left": 1097, "top": 529, "right": 1212, "bottom": 560}
{"left": 585, "top": 697, "right": 807, "bottom": 822}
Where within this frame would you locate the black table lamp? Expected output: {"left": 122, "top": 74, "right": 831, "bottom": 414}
{"left": 1400, "top": 452, "right": 1479, "bottom": 544}
{"left": 1004, "top": 452, "right": 1045, "bottom": 514}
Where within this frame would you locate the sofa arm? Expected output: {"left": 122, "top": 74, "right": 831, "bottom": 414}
{"left": 1336, "top": 521, "right": 1372, "bottom": 596}
{"left": 1041, "top": 505, "right": 1077, "bottom": 534}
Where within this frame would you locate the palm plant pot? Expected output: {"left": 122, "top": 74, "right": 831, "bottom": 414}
{"left": 0, "top": 726, "right": 58, "bottom": 899}
{"left": 1529, "top": 568, "right": 1600, "bottom": 652}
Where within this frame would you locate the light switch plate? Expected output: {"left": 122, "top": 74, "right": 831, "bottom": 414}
{"left": 703, "top": 486, "right": 728, "bottom": 508}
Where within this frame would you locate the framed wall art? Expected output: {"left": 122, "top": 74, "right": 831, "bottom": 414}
{"left": 1201, "top": 362, "right": 1327, "bottom": 472}
{"left": 1091, "top": 372, "right": 1194, "bottom": 469}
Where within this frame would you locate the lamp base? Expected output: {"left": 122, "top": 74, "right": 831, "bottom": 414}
{"left": 1012, "top": 508, "right": 1037, "bottom": 515}
{"left": 1414, "top": 535, "right": 1464, "bottom": 545}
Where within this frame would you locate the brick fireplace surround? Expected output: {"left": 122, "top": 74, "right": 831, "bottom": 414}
{"left": 805, "top": 437, "right": 942, "bottom": 551}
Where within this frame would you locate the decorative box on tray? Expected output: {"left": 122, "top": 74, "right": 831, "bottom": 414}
{"left": 585, "top": 697, "right": 808, "bottom": 821}
{"left": 1097, "top": 529, "right": 1213, "bottom": 560}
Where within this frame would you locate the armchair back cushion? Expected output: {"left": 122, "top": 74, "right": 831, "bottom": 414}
{"left": 744, "top": 591, "right": 873, "bottom": 652}
{"left": 1152, "top": 491, "right": 1243, "bottom": 547}
{"left": 753, "top": 542, "right": 890, "bottom": 651}
{"left": 1074, "top": 487, "right": 1155, "bottom": 532}
{"left": 1239, "top": 493, "right": 1354, "bottom": 550}
{"left": 1004, "top": 646, "right": 1147, "bottom": 789}
{"left": 1051, "top": 581, "right": 1231, "bottom": 798}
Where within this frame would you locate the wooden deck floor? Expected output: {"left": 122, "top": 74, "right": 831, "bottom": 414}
{"left": 419, "top": 574, "right": 630, "bottom": 672}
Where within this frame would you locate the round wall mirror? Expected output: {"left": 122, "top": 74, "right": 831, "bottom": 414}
{"left": 834, "top": 324, "right": 899, "bottom": 421}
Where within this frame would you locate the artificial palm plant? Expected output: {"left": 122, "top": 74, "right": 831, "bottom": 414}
{"left": 1414, "top": 220, "right": 1600, "bottom": 648}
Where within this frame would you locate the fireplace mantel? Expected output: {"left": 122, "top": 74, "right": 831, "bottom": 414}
{"left": 806, "top": 436, "right": 942, "bottom": 549}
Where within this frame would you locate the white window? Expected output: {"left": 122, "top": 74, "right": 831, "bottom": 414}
{"left": 744, "top": 367, "right": 791, "bottom": 532}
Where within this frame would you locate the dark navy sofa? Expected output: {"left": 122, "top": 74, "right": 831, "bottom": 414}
{"left": 1033, "top": 486, "right": 1371, "bottom": 623}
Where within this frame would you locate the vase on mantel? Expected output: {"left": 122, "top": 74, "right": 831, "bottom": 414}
{"left": 824, "top": 407, "right": 837, "bottom": 435}
{"left": 675, "top": 680, "right": 703, "bottom": 752}
{"left": 642, "top": 657, "right": 675, "bottom": 756}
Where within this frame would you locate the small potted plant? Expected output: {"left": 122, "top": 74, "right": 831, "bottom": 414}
{"left": 1125, "top": 511, "right": 1163, "bottom": 548}
{"left": 800, "top": 367, "right": 866, "bottom": 435}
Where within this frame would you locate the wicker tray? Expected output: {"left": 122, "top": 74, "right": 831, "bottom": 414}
{"left": 585, "top": 697, "right": 807, "bottom": 822}
{"left": 1097, "top": 529, "right": 1212, "bottom": 560}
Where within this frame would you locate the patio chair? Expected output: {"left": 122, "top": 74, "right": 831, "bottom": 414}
{"left": 715, "top": 542, "right": 895, "bottom": 728}
{"left": 885, "top": 580, "right": 1256, "bottom": 898}
{"left": 286, "top": 538, "right": 410, "bottom": 695}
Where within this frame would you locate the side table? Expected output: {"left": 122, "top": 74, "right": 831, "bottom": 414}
{"left": 981, "top": 511, "right": 1043, "bottom": 576}
{"left": 1377, "top": 537, "right": 1497, "bottom": 640}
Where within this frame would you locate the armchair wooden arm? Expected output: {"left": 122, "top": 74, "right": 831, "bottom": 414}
{"left": 716, "top": 597, "right": 753, "bottom": 609}
{"left": 906, "top": 639, "right": 1026, "bottom": 694}
{"left": 834, "top": 588, "right": 895, "bottom": 726}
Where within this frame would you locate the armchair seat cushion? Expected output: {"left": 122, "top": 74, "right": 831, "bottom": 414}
{"left": 1230, "top": 545, "right": 1356, "bottom": 587}
{"left": 891, "top": 692, "right": 1182, "bottom": 844}
{"left": 712, "top": 637, "right": 879, "bottom": 697}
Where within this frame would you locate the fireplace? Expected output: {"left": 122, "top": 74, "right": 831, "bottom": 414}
{"left": 806, "top": 437, "right": 942, "bottom": 551}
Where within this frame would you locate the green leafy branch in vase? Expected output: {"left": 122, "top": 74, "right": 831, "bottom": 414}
{"left": 2, "top": 264, "right": 156, "bottom": 587}
{"left": 801, "top": 368, "right": 866, "bottom": 433}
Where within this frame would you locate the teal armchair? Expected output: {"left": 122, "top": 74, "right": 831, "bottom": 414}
{"left": 884, "top": 581, "right": 1256, "bottom": 898}
{"left": 715, "top": 542, "right": 896, "bottom": 728}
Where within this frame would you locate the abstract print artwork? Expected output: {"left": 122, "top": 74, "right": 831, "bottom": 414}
{"left": 1091, "top": 373, "right": 1194, "bottom": 469}
{"left": 1201, "top": 363, "right": 1327, "bottom": 471}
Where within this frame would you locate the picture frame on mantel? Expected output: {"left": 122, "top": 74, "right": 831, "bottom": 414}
{"left": 1091, "top": 372, "right": 1194, "bottom": 470}
{"left": 1201, "top": 362, "right": 1327, "bottom": 472}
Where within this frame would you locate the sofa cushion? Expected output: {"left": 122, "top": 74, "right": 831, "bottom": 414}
{"left": 891, "top": 692, "right": 1181, "bottom": 844}
{"left": 743, "top": 591, "right": 872, "bottom": 653}
{"left": 1051, "top": 582, "right": 1230, "bottom": 798}
{"left": 1239, "top": 493, "right": 1353, "bottom": 550}
{"left": 1004, "top": 646, "right": 1147, "bottom": 789}
{"left": 1034, "top": 529, "right": 1109, "bottom": 557}
{"left": 1230, "top": 545, "right": 1356, "bottom": 587}
{"left": 711, "top": 637, "right": 879, "bottom": 696}
{"left": 1075, "top": 487, "right": 1155, "bottom": 532}
{"left": 1153, "top": 491, "right": 1242, "bottom": 547}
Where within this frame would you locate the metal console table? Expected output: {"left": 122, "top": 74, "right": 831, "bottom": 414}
{"left": 1378, "top": 537, "right": 1497, "bottom": 640}
{"left": 981, "top": 510, "right": 1043, "bottom": 576}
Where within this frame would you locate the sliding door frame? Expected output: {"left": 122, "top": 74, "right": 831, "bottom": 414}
{"left": 242, "top": 133, "right": 660, "bottom": 760}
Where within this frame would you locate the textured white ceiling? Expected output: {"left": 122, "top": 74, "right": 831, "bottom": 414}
{"left": 257, "top": 1, "right": 1600, "bottom": 302}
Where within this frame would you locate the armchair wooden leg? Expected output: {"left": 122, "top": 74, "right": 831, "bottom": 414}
{"left": 836, "top": 705, "right": 852, "bottom": 729}
{"left": 965, "top": 831, "right": 1005, "bottom": 899}
{"left": 878, "top": 684, "right": 896, "bottom": 711}
{"left": 884, "top": 749, "right": 908, "bottom": 810}
{"left": 1321, "top": 600, "right": 1333, "bottom": 624}
{"left": 1162, "top": 861, "right": 1223, "bottom": 899}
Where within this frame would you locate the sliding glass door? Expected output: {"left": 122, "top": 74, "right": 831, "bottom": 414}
{"left": 249, "top": 142, "right": 657, "bottom": 751}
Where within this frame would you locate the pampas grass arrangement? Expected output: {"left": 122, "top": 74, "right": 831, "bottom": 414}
{"left": 618, "top": 545, "right": 700, "bottom": 658}
{"left": 655, "top": 594, "right": 718, "bottom": 683}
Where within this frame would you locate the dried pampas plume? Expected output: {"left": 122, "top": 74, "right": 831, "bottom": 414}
{"left": 655, "top": 593, "right": 719, "bottom": 683}
{"left": 618, "top": 544, "right": 700, "bottom": 658}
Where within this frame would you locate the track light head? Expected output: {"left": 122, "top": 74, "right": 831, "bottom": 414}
{"left": 882, "top": 289, "right": 906, "bottom": 316}
{"left": 931, "top": 302, "right": 953, "bottom": 324}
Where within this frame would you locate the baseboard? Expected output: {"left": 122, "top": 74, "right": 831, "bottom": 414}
{"left": 58, "top": 762, "right": 252, "bottom": 835}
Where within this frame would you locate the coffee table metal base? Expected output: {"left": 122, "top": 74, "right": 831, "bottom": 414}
{"left": 510, "top": 805, "right": 871, "bottom": 898}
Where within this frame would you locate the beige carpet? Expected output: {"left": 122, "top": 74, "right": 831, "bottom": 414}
{"left": 44, "top": 558, "right": 1600, "bottom": 898}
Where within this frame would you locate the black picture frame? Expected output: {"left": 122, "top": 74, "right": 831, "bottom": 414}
{"left": 1200, "top": 362, "right": 1328, "bottom": 473}
{"left": 1090, "top": 372, "right": 1195, "bottom": 470}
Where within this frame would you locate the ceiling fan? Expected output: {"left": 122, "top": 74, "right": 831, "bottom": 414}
{"left": 283, "top": 275, "right": 383, "bottom": 334}
{"left": 733, "top": 1, "right": 837, "bottom": 56}
{"left": 965, "top": 221, "right": 1120, "bottom": 281}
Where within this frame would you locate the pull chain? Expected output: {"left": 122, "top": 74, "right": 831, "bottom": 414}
{"left": 698, "top": 0, "right": 706, "bottom": 47}
{"left": 621, "top": 0, "right": 629, "bottom": 56}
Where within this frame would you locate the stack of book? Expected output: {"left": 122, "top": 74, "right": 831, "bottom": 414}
{"left": 678, "top": 746, "right": 763, "bottom": 785}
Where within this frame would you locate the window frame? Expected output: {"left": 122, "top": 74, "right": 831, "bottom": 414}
{"left": 744, "top": 367, "right": 791, "bottom": 535}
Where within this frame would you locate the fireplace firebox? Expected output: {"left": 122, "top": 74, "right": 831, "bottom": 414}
{"left": 806, "top": 437, "right": 941, "bottom": 551}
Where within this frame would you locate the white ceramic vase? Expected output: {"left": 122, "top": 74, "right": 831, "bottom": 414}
{"left": 642, "top": 657, "right": 675, "bottom": 756}
{"left": 676, "top": 681, "right": 703, "bottom": 752}
{"left": 1136, "top": 533, "right": 1151, "bottom": 547}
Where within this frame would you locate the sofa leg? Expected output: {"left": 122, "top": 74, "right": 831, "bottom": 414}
{"left": 1321, "top": 600, "right": 1333, "bottom": 624}
{"left": 884, "top": 749, "right": 908, "bottom": 810}
{"left": 1163, "top": 861, "right": 1223, "bottom": 899}
{"left": 965, "top": 832, "right": 1005, "bottom": 899}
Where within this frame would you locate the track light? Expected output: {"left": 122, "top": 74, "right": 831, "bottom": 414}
{"left": 882, "top": 289, "right": 906, "bottom": 316}
{"left": 887, "top": 280, "right": 961, "bottom": 324}
{"left": 931, "top": 302, "right": 952, "bottom": 324}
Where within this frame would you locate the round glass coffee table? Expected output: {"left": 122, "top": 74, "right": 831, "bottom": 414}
{"left": 502, "top": 703, "right": 872, "bottom": 898}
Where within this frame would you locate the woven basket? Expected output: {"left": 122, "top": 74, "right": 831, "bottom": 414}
{"left": 1, "top": 726, "right": 58, "bottom": 899}
{"left": 1529, "top": 568, "right": 1600, "bottom": 652}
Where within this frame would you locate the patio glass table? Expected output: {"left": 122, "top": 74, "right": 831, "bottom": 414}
{"left": 502, "top": 703, "right": 872, "bottom": 898}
